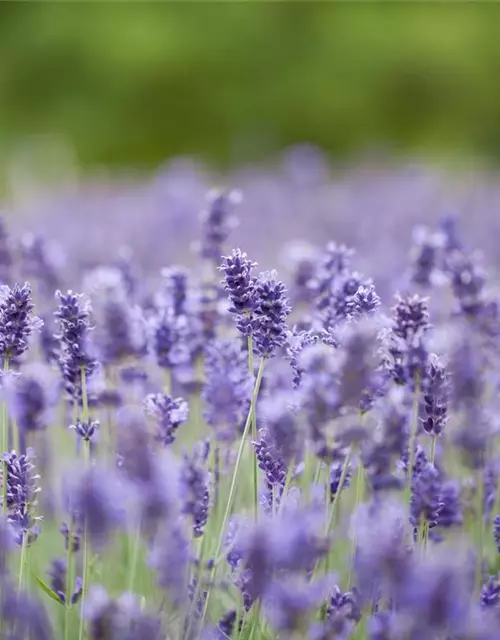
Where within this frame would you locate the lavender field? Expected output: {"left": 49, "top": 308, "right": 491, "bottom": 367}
{"left": 1, "top": 149, "right": 500, "bottom": 640}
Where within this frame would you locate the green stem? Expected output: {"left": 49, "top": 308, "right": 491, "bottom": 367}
{"left": 78, "top": 441, "right": 90, "bottom": 640}
{"left": 64, "top": 523, "right": 74, "bottom": 640}
{"left": 17, "top": 532, "right": 28, "bottom": 592}
{"left": 310, "top": 448, "right": 352, "bottom": 582}
{"left": 127, "top": 522, "right": 142, "bottom": 594}
{"left": 201, "top": 358, "right": 266, "bottom": 626}
{"left": 247, "top": 335, "right": 258, "bottom": 523}
{"left": 2, "top": 358, "right": 9, "bottom": 514}
{"left": 347, "top": 451, "right": 364, "bottom": 589}
{"left": 406, "top": 374, "right": 421, "bottom": 501}
{"left": 475, "top": 467, "right": 485, "bottom": 591}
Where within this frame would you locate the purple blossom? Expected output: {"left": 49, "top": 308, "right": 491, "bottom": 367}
{"left": 180, "top": 443, "right": 210, "bottom": 538}
{"left": 0, "top": 282, "right": 41, "bottom": 362}
{"left": 409, "top": 462, "right": 443, "bottom": 536}
{"left": 54, "top": 289, "right": 97, "bottom": 403}
{"left": 3, "top": 449, "right": 42, "bottom": 546}
{"left": 3, "top": 364, "right": 59, "bottom": 434}
{"left": 420, "top": 354, "right": 448, "bottom": 437}
{"left": 144, "top": 392, "right": 189, "bottom": 446}
{"left": 64, "top": 465, "right": 124, "bottom": 551}
{"left": 47, "top": 558, "right": 82, "bottom": 605}
{"left": 219, "top": 248, "right": 257, "bottom": 336}
{"left": 69, "top": 418, "right": 99, "bottom": 442}
{"left": 495, "top": 515, "right": 500, "bottom": 554}
{"left": 252, "top": 270, "right": 292, "bottom": 358}
{"left": 202, "top": 339, "right": 253, "bottom": 441}
{"left": 199, "top": 189, "right": 240, "bottom": 264}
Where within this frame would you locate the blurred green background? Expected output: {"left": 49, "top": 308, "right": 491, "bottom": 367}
{"left": 1, "top": 2, "right": 500, "bottom": 174}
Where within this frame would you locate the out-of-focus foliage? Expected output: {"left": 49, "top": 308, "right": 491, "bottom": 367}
{"left": 0, "top": 3, "right": 500, "bottom": 172}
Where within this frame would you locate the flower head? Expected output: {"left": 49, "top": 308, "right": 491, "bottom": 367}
{"left": 0, "top": 282, "right": 41, "bottom": 362}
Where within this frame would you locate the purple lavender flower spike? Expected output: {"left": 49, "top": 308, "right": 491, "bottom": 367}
{"left": 219, "top": 248, "right": 257, "bottom": 336}
{"left": 147, "top": 304, "right": 190, "bottom": 370}
{"left": 202, "top": 339, "right": 253, "bottom": 441}
{"left": 180, "top": 442, "right": 211, "bottom": 538}
{"left": 161, "top": 266, "right": 189, "bottom": 317}
{"left": 149, "top": 521, "right": 192, "bottom": 605}
{"left": 19, "top": 232, "right": 62, "bottom": 298}
{"left": 47, "top": 558, "right": 82, "bottom": 605}
{"left": 252, "top": 270, "right": 292, "bottom": 358}
{"left": 199, "top": 189, "right": 241, "bottom": 265}
{"left": 65, "top": 465, "right": 124, "bottom": 552}
{"left": 1, "top": 585, "right": 53, "bottom": 640}
{"left": 3, "top": 449, "right": 42, "bottom": 546}
{"left": 409, "top": 461, "right": 443, "bottom": 538}
{"left": 3, "top": 363, "right": 59, "bottom": 435}
{"left": 421, "top": 354, "right": 448, "bottom": 437}
{"left": 83, "top": 586, "right": 163, "bottom": 640}
{"left": 144, "top": 392, "right": 189, "bottom": 446}
{"left": 494, "top": 515, "right": 500, "bottom": 554}
{"left": 0, "top": 282, "right": 42, "bottom": 364}
{"left": 264, "top": 577, "right": 331, "bottom": 633}
{"left": 54, "top": 289, "right": 97, "bottom": 403}
{"left": 481, "top": 573, "right": 500, "bottom": 608}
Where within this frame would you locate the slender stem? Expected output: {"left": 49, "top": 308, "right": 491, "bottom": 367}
{"left": 310, "top": 448, "right": 352, "bottom": 582}
{"left": 127, "top": 521, "right": 142, "bottom": 594}
{"left": 201, "top": 358, "right": 266, "bottom": 625}
{"left": 64, "top": 523, "right": 74, "bottom": 640}
{"left": 406, "top": 374, "right": 421, "bottom": 500}
{"left": 475, "top": 467, "right": 485, "bottom": 591}
{"left": 17, "top": 532, "right": 28, "bottom": 592}
{"left": 430, "top": 436, "right": 436, "bottom": 466}
{"left": 2, "top": 358, "right": 9, "bottom": 514}
{"left": 164, "top": 369, "right": 172, "bottom": 395}
{"left": 277, "top": 458, "right": 296, "bottom": 516}
{"left": 78, "top": 368, "right": 90, "bottom": 640}
{"left": 247, "top": 335, "right": 258, "bottom": 523}
{"left": 81, "top": 367, "right": 89, "bottom": 423}
{"left": 347, "top": 452, "right": 364, "bottom": 589}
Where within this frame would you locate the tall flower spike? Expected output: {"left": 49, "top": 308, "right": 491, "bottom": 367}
{"left": 199, "top": 189, "right": 241, "bottom": 264}
{"left": 83, "top": 266, "right": 146, "bottom": 366}
{"left": 180, "top": 442, "right": 210, "bottom": 538}
{"left": 421, "top": 354, "right": 448, "bottom": 437}
{"left": 3, "top": 363, "right": 59, "bottom": 434}
{"left": 54, "top": 290, "right": 97, "bottom": 403}
{"left": 47, "top": 558, "right": 82, "bottom": 605}
{"left": 202, "top": 339, "right": 253, "bottom": 441}
{"left": 0, "top": 282, "right": 42, "bottom": 363}
{"left": 252, "top": 270, "right": 292, "bottom": 358}
{"left": 219, "top": 248, "right": 257, "bottom": 336}
{"left": 19, "top": 233, "right": 61, "bottom": 298}
{"left": 144, "top": 393, "right": 189, "bottom": 446}
{"left": 3, "top": 449, "right": 42, "bottom": 546}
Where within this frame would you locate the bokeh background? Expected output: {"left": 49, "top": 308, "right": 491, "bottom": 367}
{"left": 1, "top": 2, "right": 500, "bottom": 174}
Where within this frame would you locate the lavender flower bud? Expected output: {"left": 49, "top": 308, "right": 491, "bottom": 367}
{"left": 69, "top": 419, "right": 99, "bottom": 442}
{"left": 47, "top": 558, "right": 82, "bottom": 604}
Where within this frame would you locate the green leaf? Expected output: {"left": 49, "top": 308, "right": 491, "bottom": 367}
{"left": 33, "top": 574, "right": 64, "bottom": 606}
